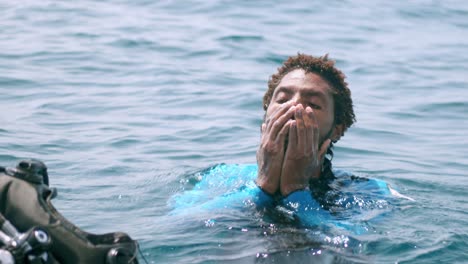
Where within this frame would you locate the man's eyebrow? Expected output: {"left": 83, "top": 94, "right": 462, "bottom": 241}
{"left": 274, "top": 86, "right": 329, "bottom": 101}
{"left": 274, "top": 86, "right": 294, "bottom": 96}
{"left": 302, "top": 90, "right": 327, "bottom": 100}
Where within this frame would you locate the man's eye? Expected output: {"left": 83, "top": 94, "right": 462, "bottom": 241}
{"left": 276, "top": 98, "right": 288, "bottom": 104}
{"left": 309, "top": 103, "right": 321, "bottom": 109}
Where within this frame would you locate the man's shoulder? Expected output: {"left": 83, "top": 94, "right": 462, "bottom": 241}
{"left": 332, "top": 169, "right": 390, "bottom": 195}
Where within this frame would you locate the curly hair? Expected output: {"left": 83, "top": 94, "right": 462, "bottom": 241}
{"left": 263, "top": 53, "right": 356, "bottom": 130}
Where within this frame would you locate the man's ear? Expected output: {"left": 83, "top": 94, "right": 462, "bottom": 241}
{"left": 330, "top": 124, "right": 345, "bottom": 143}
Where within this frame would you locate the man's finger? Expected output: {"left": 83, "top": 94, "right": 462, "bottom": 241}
{"left": 269, "top": 105, "right": 296, "bottom": 140}
{"left": 295, "top": 105, "right": 306, "bottom": 150}
{"left": 303, "top": 106, "right": 314, "bottom": 127}
{"left": 286, "top": 120, "right": 298, "bottom": 156}
{"left": 304, "top": 107, "right": 314, "bottom": 155}
{"left": 276, "top": 119, "right": 292, "bottom": 146}
{"left": 308, "top": 109, "right": 319, "bottom": 153}
{"left": 265, "top": 102, "right": 294, "bottom": 130}
{"left": 319, "top": 138, "right": 332, "bottom": 160}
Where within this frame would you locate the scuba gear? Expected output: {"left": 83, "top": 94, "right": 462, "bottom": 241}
{"left": 0, "top": 214, "right": 52, "bottom": 264}
{"left": 0, "top": 159, "right": 139, "bottom": 264}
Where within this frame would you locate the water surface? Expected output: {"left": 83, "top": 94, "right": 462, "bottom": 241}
{"left": 1, "top": 1, "right": 467, "bottom": 263}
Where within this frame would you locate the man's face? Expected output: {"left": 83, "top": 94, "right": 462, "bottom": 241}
{"left": 265, "top": 69, "right": 340, "bottom": 144}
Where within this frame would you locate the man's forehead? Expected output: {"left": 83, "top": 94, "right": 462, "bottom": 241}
{"left": 276, "top": 69, "right": 333, "bottom": 93}
{"left": 282, "top": 69, "right": 308, "bottom": 80}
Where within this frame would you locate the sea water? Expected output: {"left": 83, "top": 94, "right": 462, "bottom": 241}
{"left": 0, "top": 1, "right": 467, "bottom": 263}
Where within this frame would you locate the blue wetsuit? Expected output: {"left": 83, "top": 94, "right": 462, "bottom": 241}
{"left": 170, "top": 164, "right": 395, "bottom": 234}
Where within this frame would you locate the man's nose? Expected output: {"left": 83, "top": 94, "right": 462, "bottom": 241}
{"left": 291, "top": 95, "right": 306, "bottom": 108}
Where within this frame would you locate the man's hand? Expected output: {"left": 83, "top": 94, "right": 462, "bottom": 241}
{"left": 280, "top": 105, "right": 331, "bottom": 196}
{"left": 256, "top": 102, "right": 296, "bottom": 195}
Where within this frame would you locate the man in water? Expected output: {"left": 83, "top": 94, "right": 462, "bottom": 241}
{"left": 256, "top": 53, "right": 354, "bottom": 197}
{"left": 169, "top": 54, "right": 408, "bottom": 263}
{"left": 172, "top": 53, "right": 399, "bottom": 231}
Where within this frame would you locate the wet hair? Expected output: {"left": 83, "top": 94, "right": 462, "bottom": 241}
{"left": 263, "top": 53, "right": 356, "bottom": 131}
